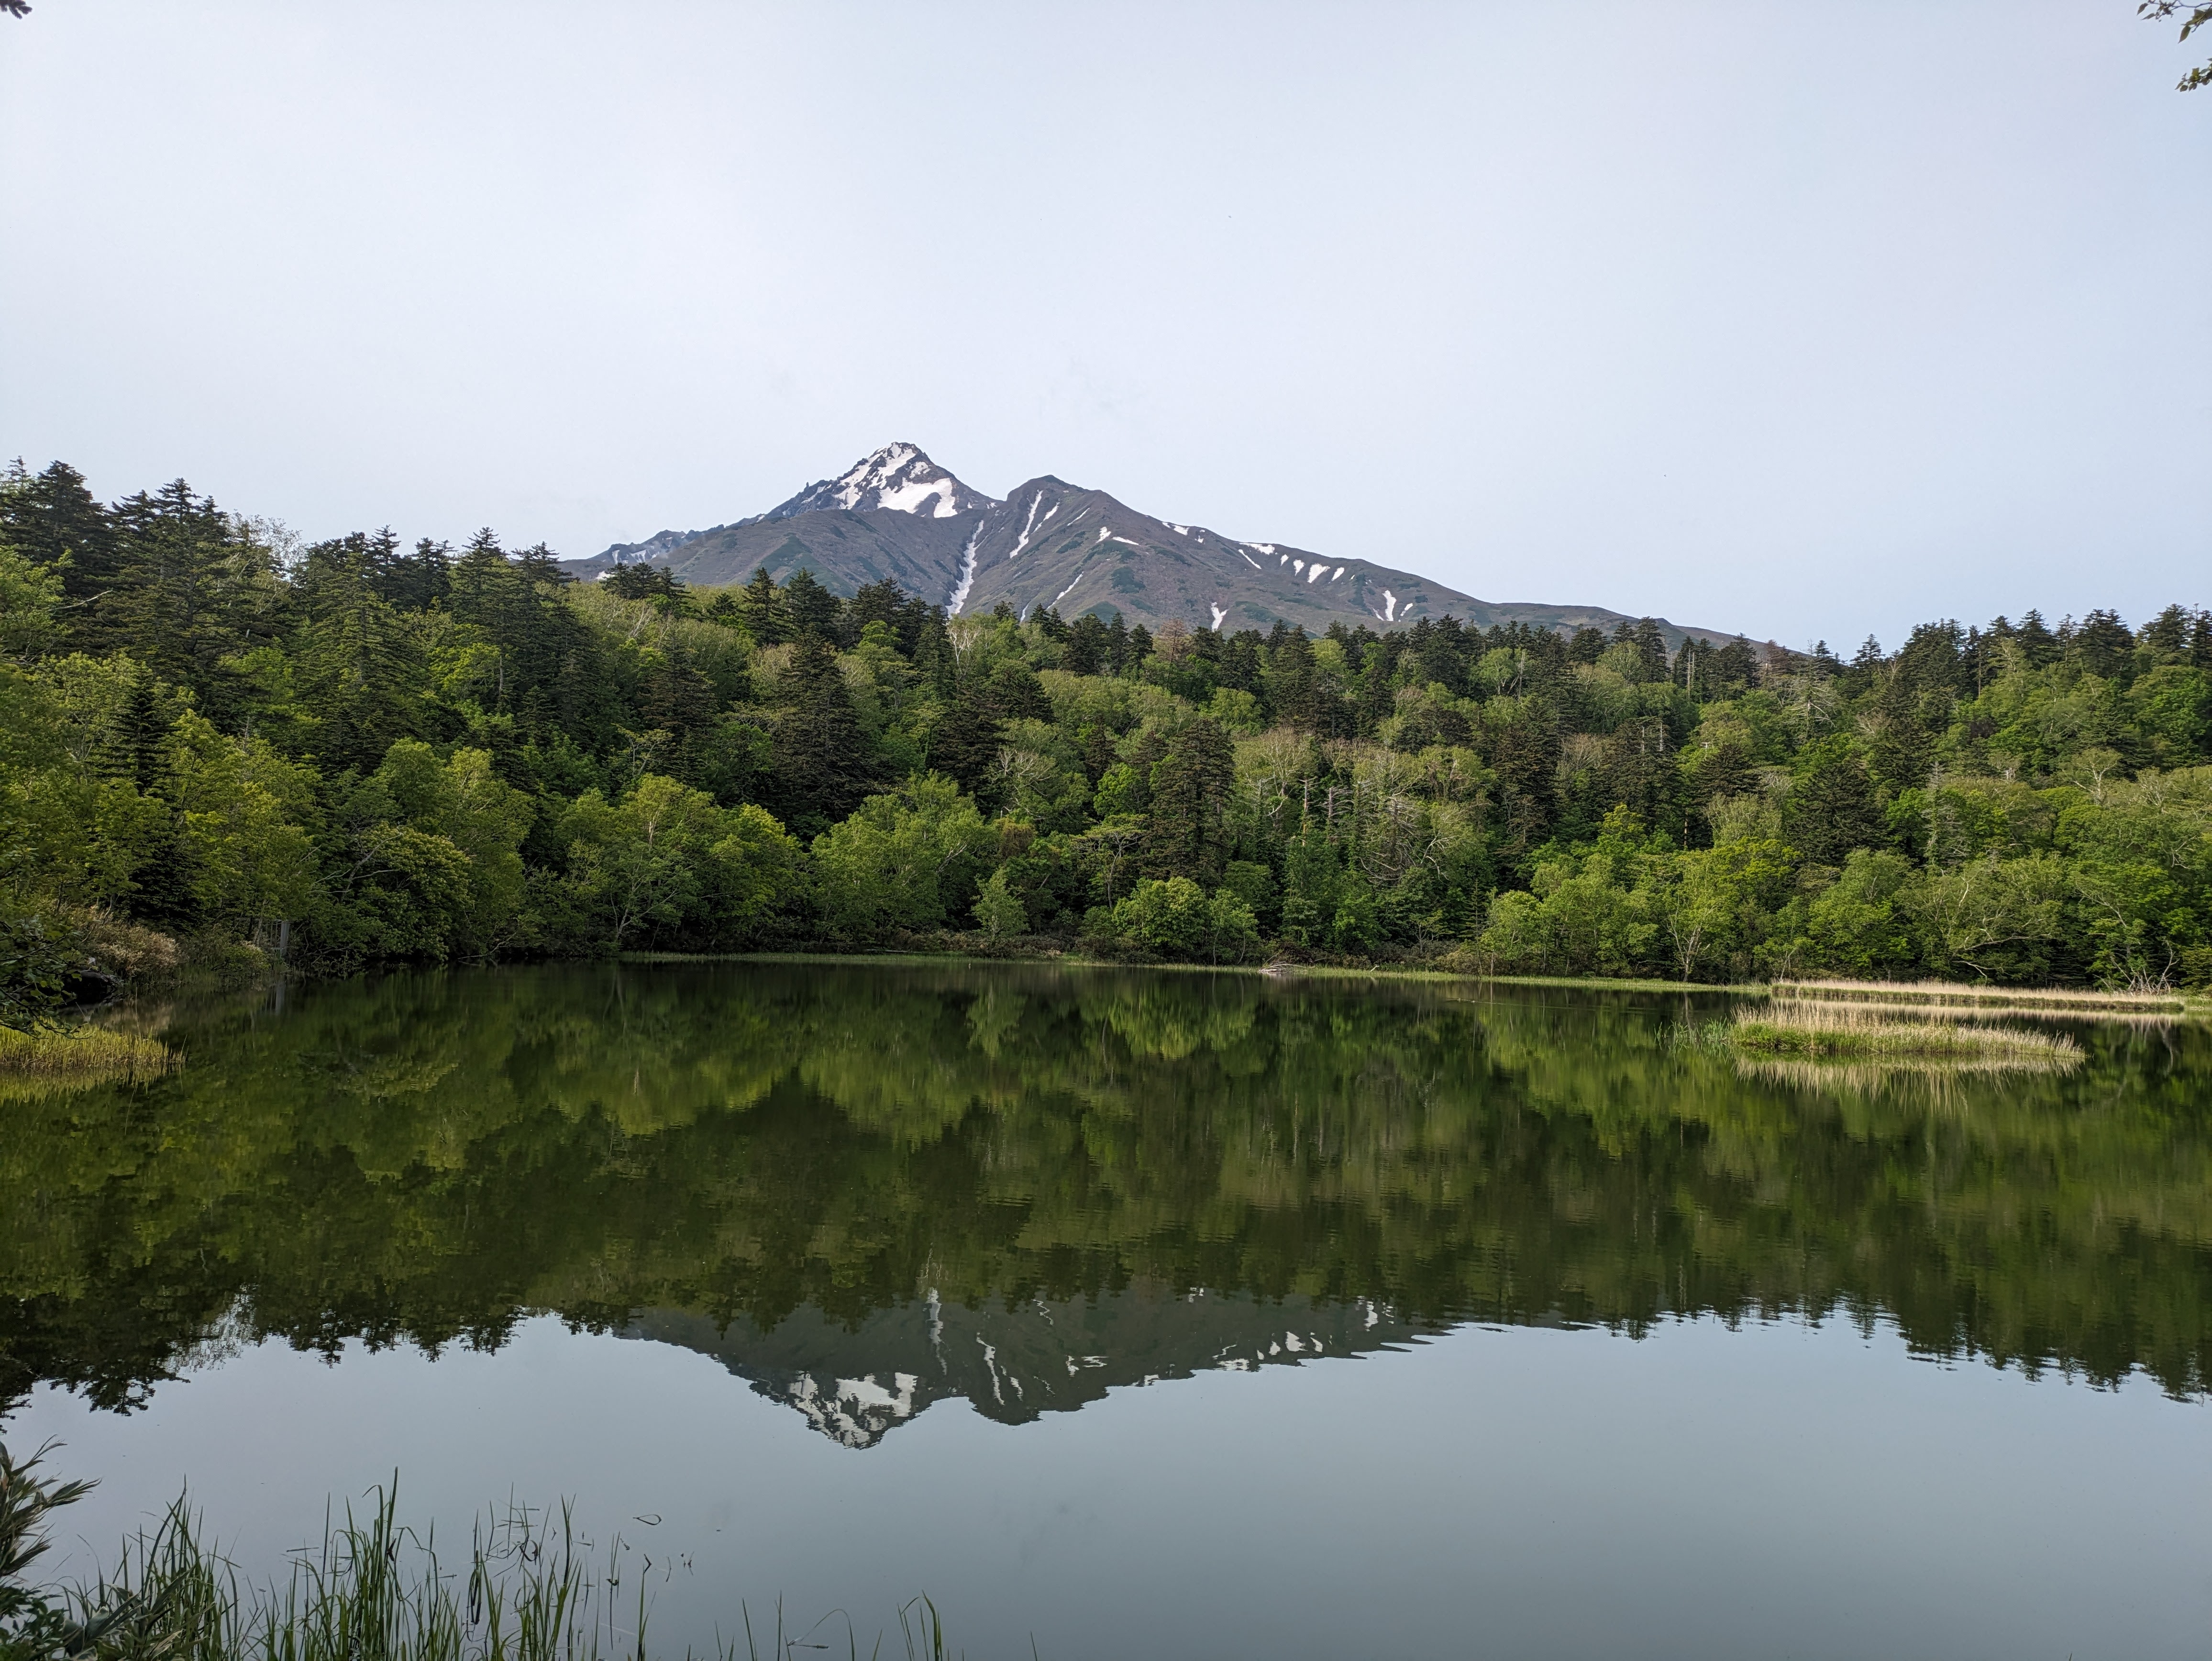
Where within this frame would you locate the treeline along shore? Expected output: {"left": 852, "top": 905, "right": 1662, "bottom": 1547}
{"left": 2, "top": 457, "right": 2209, "bottom": 1019}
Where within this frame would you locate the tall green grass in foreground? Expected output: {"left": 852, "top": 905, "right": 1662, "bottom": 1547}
{"left": 0, "top": 1443, "right": 962, "bottom": 1661}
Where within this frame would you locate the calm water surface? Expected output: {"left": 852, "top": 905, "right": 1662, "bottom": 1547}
{"left": 3, "top": 963, "right": 2208, "bottom": 1658}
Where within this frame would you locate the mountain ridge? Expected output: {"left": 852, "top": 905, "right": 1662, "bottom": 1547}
{"left": 566, "top": 443, "right": 1748, "bottom": 648}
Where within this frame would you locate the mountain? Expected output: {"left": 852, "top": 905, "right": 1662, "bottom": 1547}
{"left": 760, "top": 441, "right": 997, "bottom": 521}
{"left": 621, "top": 1283, "right": 1433, "bottom": 1449}
{"left": 565, "top": 443, "right": 1741, "bottom": 647}
{"left": 580, "top": 444, "right": 987, "bottom": 606}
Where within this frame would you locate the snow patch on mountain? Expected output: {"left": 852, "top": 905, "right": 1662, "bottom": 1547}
{"left": 876, "top": 474, "right": 962, "bottom": 516}
{"left": 946, "top": 523, "right": 982, "bottom": 614}
{"left": 1006, "top": 494, "right": 1044, "bottom": 561}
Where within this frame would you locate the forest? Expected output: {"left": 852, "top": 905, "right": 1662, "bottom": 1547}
{"left": 2, "top": 457, "right": 2209, "bottom": 1018}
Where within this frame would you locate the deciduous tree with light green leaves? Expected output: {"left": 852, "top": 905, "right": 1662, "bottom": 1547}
{"left": 811, "top": 772, "right": 997, "bottom": 941}
{"left": 166, "top": 710, "right": 320, "bottom": 929}
{"left": 1107, "top": 876, "right": 1258, "bottom": 963}
{"left": 559, "top": 774, "right": 803, "bottom": 951}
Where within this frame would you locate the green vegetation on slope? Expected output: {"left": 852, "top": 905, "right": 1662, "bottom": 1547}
{"left": 2, "top": 459, "right": 2210, "bottom": 1018}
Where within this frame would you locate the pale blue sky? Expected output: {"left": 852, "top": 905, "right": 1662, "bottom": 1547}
{"left": 2, "top": 2, "right": 2205, "bottom": 646}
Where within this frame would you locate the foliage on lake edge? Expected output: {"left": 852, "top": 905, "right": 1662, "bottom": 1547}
{"left": 0, "top": 1440, "right": 962, "bottom": 1661}
{"left": 3, "top": 458, "right": 2211, "bottom": 1021}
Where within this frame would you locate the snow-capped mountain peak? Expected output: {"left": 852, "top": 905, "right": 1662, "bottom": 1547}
{"left": 766, "top": 443, "right": 997, "bottom": 522}
{"left": 575, "top": 443, "right": 1738, "bottom": 648}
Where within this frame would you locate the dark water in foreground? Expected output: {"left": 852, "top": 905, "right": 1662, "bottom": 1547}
{"left": 3, "top": 962, "right": 2209, "bottom": 1657}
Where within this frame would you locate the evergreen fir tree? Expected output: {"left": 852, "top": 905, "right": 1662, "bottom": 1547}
{"left": 1783, "top": 738, "right": 1885, "bottom": 865}
{"left": 2016, "top": 609, "right": 2060, "bottom": 667}
{"left": 782, "top": 567, "right": 840, "bottom": 640}
{"left": 1142, "top": 719, "right": 1235, "bottom": 885}
{"left": 0, "top": 460, "right": 121, "bottom": 641}
{"left": 741, "top": 565, "right": 786, "bottom": 644}
{"left": 767, "top": 632, "right": 872, "bottom": 836}
{"left": 1064, "top": 614, "right": 1107, "bottom": 675}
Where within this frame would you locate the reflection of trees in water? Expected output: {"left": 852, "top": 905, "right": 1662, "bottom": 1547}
{"left": 1, "top": 963, "right": 2207, "bottom": 1418}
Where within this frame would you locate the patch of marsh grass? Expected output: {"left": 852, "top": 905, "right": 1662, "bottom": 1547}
{"left": 1768, "top": 978, "right": 2185, "bottom": 1016}
{"left": 1674, "top": 1000, "right": 2081, "bottom": 1069}
{"left": 0, "top": 1024, "right": 179, "bottom": 1099}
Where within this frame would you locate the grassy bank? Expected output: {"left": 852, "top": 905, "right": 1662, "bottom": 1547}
{"left": 0, "top": 1445, "right": 959, "bottom": 1661}
{"left": 0, "top": 1024, "right": 179, "bottom": 1099}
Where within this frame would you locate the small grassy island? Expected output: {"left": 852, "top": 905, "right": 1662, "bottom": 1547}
{"left": 1724, "top": 1000, "right": 2083, "bottom": 1064}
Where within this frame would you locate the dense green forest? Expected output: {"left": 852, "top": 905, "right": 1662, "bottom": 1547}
{"left": 2, "top": 457, "right": 2209, "bottom": 1015}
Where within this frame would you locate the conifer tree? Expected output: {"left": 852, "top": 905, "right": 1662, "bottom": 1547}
{"left": 767, "top": 632, "right": 872, "bottom": 836}
{"left": 782, "top": 567, "right": 841, "bottom": 640}
{"left": 741, "top": 566, "right": 786, "bottom": 644}
{"left": 0, "top": 460, "right": 120, "bottom": 639}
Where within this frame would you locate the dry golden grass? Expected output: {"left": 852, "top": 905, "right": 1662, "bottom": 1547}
{"left": 0, "top": 1023, "right": 180, "bottom": 1099}
{"left": 1767, "top": 995, "right": 2179, "bottom": 1030}
{"left": 1770, "top": 978, "right": 2183, "bottom": 1014}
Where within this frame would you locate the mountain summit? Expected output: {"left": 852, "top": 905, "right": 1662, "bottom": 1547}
{"left": 761, "top": 443, "right": 997, "bottom": 522}
{"left": 570, "top": 445, "right": 1735, "bottom": 646}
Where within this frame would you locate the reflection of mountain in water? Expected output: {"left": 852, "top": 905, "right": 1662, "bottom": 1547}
{"left": 627, "top": 1285, "right": 1428, "bottom": 1447}
{"left": 4, "top": 959, "right": 2207, "bottom": 1417}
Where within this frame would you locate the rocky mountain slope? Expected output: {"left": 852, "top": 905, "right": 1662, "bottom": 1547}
{"left": 568, "top": 443, "right": 1739, "bottom": 646}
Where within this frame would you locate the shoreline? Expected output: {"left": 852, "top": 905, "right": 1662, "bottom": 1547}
{"left": 613, "top": 948, "right": 1764, "bottom": 995}
{"left": 615, "top": 949, "right": 2211, "bottom": 1012}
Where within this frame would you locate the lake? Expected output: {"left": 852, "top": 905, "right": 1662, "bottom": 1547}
{"left": 3, "top": 961, "right": 2208, "bottom": 1658}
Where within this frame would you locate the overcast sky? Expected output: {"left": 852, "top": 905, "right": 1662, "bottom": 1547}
{"left": 2, "top": 3, "right": 2206, "bottom": 647}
